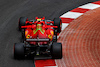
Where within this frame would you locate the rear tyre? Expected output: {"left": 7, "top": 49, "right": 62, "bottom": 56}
{"left": 19, "top": 17, "right": 28, "bottom": 31}
{"left": 51, "top": 42, "right": 62, "bottom": 59}
{"left": 14, "top": 43, "right": 25, "bottom": 59}
{"left": 53, "top": 18, "right": 62, "bottom": 33}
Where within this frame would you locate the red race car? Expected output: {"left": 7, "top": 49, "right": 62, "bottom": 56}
{"left": 14, "top": 17, "right": 62, "bottom": 59}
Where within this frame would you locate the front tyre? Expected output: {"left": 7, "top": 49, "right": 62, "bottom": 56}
{"left": 51, "top": 42, "right": 62, "bottom": 59}
{"left": 19, "top": 17, "right": 28, "bottom": 31}
{"left": 14, "top": 43, "right": 25, "bottom": 59}
{"left": 53, "top": 18, "right": 62, "bottom": 33}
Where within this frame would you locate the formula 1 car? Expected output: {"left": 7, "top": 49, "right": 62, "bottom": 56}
{"left": 14, "top": 17, "right": 62, "bottom": 59}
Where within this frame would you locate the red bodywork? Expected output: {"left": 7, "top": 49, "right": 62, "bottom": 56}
{"left": 21, "top": 17, "right": 57, "bottom": 45}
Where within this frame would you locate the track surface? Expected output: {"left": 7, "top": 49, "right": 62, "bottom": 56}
{"left": 0, "top": 0, "right": 99, "bottom": 67}
{"left": 57, "top": 7, "right": 100, "bottom": 67}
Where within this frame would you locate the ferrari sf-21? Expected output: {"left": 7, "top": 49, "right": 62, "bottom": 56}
{"left": 14, "top": 17, "right": 62, "bottom": 59}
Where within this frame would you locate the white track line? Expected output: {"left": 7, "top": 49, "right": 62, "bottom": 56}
{"left": 79, "top": 3, "right": 100, "bottom": 9}
{"left": 60, "top": 12, "right": 83, "bottom": 19}
{"left": 50, "top": 1, "right": 100, "bottom": 67}
{"left": 62, "top": 23, "right": 69, "bottom": 30}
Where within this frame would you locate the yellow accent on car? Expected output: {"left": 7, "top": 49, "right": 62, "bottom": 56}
{"left": 37, "top": 19, "right": 41, "bottom": 21}
{"left": 26, "top": 34, "right": 30, "bottom": 38}
{"left": 48, "top": 34, "right": 52, "bottom": 39}
{"left": 50, "top": 30, "right": 54, "bottom": 35}
{"left": 25, "top": 31, "right": 28, "bottom": 35}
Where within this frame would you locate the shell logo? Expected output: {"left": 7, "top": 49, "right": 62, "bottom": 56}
{"left": 26, "top": 34, "right": 30, "bottom": 38}
{"left": 25, "top": 31, "right": 30, "bottom": 38}
{"left": 48, "top": 34, "right": 52, "bottom": 39}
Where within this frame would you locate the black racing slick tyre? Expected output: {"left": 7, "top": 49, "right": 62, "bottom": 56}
{"left": 51, "top": 42, "right": 62, "bottom": 59}
{"left": 53, "top": 18, "right": 62, "bottom": 33}
{"left": 19, "top": 17, "right": 28, "bottom": 31}
{"left": 14, "top": 43, "right": 25, "bottom": 59}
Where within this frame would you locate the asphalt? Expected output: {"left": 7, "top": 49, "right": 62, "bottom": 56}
{"left": 0, "top": 0, "right": 98, "bottom": 67}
